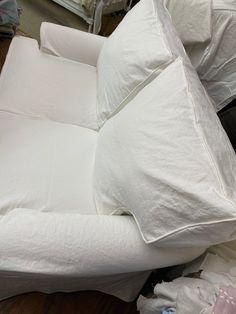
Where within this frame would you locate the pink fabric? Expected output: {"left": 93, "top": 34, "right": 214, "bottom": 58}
{"left": 213, "top": 287, "right": 236, "bottom": 314}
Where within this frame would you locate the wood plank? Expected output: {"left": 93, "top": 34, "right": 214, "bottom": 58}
{"left": 0, "top": 292, "right": 138, "bottom": 314}
{"left": 0, "top": 37, "right": 12, "bottom": 72}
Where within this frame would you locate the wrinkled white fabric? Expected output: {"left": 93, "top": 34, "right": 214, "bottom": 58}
{"left": 162, "top": 0, "right": 212, "bottom": 45}
{"left": 138, "top": 245, "right": 236, "bottom": 314}
{"left": 137, "top": 277, "right": 218, "bottom": 314}
{"left": 0, "top": 36, "right": 99, "bottom": 130}
{"left": 1, "top": 1, "right": 235, "bottom": 302}
{"left": 97, "top": 0, "right": 186, "bottom": 126}
{"left": 0, "top": 112, "right": 97, "bottom": 215}
{"left": 0, "top": 27, "right": 206, "bottom": 302}
{"left": 186, "top": 0, "right": 236, "bottom": 111}
{"left": 210, "top": 240, "right": 236, "bottom": 261}
{"left": 95, "top": 57, "right": 236, "bottom": 247}
{"left": 40, "top": 22, "right": 106, "bottom": 66}
{"left": 0, "top": 208, "right": 204, "bottom": 302}
{"left": 176, "top": 285, "right": 216, "bottom": 314}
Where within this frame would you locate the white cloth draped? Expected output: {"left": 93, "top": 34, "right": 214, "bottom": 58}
{"left": 137, "top": 242, "right": 236, "bottom": 314}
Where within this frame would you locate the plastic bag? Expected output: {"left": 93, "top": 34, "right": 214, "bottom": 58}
{"left": 0, "top": 0, "right": 19, "bottom": 26}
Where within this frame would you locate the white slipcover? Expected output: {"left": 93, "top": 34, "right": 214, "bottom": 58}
{"left": 185, "top": 0, "right": 236, "bottom": 111}
{"left": 0, "top": 36, "right": 99, "bottom": 130}
{"left": 97, "top": 0, "right": 186, "bottom": 126}
{"left": 2, "top": 0, "right": 235, "bottom": 303}
{"left": 40, "top": 22, "right": 106, "bottom": 66}
{"left": 0, "top": 112, "right": 97, "bottom": 215}
{"left": 161, "top": 0, "right": 212, "bottom": 45}
{"left": 0, "top": 209, "right": 204, "bottom": 301}
{"left": 0, "top": 20, "right": 205, "bottom": 301}
{"left": 94, "top": 57, "right": 236, "bottom": 247}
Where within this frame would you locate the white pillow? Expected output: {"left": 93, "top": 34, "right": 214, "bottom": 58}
{"left": 96, "top": 0, "right": 186, "bottom": 127}
{"left": 94, "top": 58, "right": 236, "bottom": 248}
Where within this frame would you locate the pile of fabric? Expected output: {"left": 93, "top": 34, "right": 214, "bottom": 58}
{"left": 0, "top": 0, "right": 20, "bottom": 37}
{"left": 137, "top": 242, "right": 236, "bottom": 314}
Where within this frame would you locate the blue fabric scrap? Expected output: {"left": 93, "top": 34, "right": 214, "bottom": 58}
{"left": 0, "top": 0, "right": 19, "bottom": 26}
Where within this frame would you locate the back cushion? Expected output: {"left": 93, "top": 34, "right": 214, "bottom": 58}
{"left": 96, "top": 0, "right": 186, "bottom": 127}
{"left": 94, "top": 58, "right": 236, "bottom": 248}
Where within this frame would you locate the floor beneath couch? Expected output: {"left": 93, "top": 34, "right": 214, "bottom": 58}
{"left": 17, "top": 0, "right": 126, "bottom": 41}
{"left": 0, "top": 291, "right": 138, "bottom": 314}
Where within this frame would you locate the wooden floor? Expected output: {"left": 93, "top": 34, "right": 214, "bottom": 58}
{"left": 0, "top": 291, "right": 138, "bottom": 314}
{"left": 0, "top": 37, "right": 11, "bottom": 72}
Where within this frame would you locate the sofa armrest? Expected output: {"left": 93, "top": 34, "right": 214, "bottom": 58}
{"left": 1, "top": 209, "right": 205, "bottom": 275}
{"left": 40, "top": 22, "right": 107, "bottom": 66}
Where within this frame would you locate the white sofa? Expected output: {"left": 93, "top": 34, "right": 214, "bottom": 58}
{"left": 0, "top": 0, "right": 235, "bottom": 302}
{"left": 0, "top": 22, "right": 204, "bottom": 305}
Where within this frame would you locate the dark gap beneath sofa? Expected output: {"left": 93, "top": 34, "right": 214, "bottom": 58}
{"left": 218, "top": 98, "right": 236, "bottom": 152}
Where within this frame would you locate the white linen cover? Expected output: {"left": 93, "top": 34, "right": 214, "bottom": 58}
{"left": 186, "top": 0, "right": 236, "bottom": 111}
{"left": 94, "top": 58, "right": 236, "bottom": 248}
{"left": 0, "top": 209, "right": 204, "bottom": 301}
{"left": 0, "top": 36, "right": 98, "bottom": 130}
{"left": 40, "top": 22, "right": 106, "bottom": 67}
{"left": 0, "top": 112, "right": 97, "bottom": 215}
{"left": 97, "top": 0, "right": 186, "bottom": 126}
{"left": 0, "top": 110, "right": 204, "bottom": 302}
{"left": 0, "top": 14, "right": 208, "bottom": 301}
{"left": 161, "top": 0, "right": 212, "bottom": 45}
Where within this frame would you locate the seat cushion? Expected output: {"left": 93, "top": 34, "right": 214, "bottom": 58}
{"left": 0, "top": 36, "right": 98, "bottom": 130}
{"left": 96, "top": 0, "right": 186, "bottom": 126}
{"left": 94, "top": 58, "right": 236, "bottom": 248}
{"left": 0, "top": 112, "right": 97, "bottom": 215}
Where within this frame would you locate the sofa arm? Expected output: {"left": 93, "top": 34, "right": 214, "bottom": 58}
{"left": 0, "top": 209, "right": 205, "bottom": 275}
{"left": 40, "top": 22, "right": 106, "bottom": 66}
